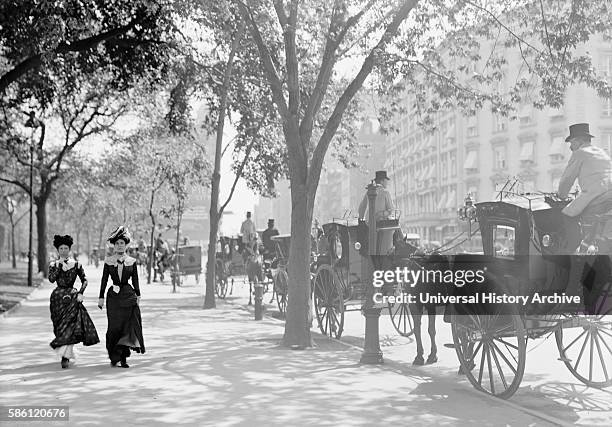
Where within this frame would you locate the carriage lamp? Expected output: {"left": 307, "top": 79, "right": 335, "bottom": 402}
{"left": 355, "top": 242, "right": 361, "bottom": 250}
{"left": 586, "top": 244, "right": 599, "bottom": 255}
{"left": 458, "top": 193, "right": 477, "bottom": 221}
{"left": 235, "top": 245, "right": 239, "bottom": 251}
{"left": 542, "top": 234, "right": 551, "bottom": 247}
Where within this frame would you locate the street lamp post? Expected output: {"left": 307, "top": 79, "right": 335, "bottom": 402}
{"left": 5, "top": 197, "right": 17, "bottom": 268}
{"left": 24, "top": 111, "right": 37, "bottom": 287}
{"left": 360, "top": 182, "right": 383, "bottom": 364}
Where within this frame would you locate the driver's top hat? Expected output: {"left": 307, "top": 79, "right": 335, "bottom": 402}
{"left": 375, "top": 170, "right": 390, "bottom": 182}
{"left": 565, "top": 123, "right": 594, "bottom": 142}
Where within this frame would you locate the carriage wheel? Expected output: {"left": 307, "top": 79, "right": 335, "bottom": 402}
{"left": 215, "top": 260, "right": 228, "bottom": 299}
{"left": 313, "top": 264, "right": 344, "bottom": 339}
{"left": 274, "top": 269, "right": 289, "bottom": 314}
{"left": 555, "top": 285, "right": 612, "bottom": 388}
{"left": 387, "top": 283, "right": 414, "bottom": 337}
{"left": 452, "top": 313, "right": 526, "bottom": 399}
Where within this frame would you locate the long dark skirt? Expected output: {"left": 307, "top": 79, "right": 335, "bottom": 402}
{"left": 105, "top": 286, "right": 145, "bottom": 363}
{"left": 50, "top": 287, "right": 100, "bottom": 349}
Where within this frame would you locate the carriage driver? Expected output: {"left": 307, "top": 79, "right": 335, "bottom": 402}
{"left": 240, "top": 211, "right": 257, "bottom": 245}
{"left": 358, "top": 170, "right": 396, "bottom": 221}
{"left": 558, "top": 123, "right": 612, "bottom": 253}
{"left": 261, "top": 219, "right": 279, "bottom": 259}
{"left": 358, "top": 170, "right": 397, "bottom": 255}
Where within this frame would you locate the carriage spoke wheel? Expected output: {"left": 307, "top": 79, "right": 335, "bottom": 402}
{"left": 314, "top": 265, "right": 344, "bottom": 339}
{"left": 388, "top": 283, "right": 414, "bottom": 337}
{"left": 555, "top": 304, "right": 612, "bottom": 388}
{"left": 452, "top": 313, "right": 526, "bottom": 399}
{"left": 215, "top": 260, "right": 228, "bottom": 299}
{"left": 274, "top": 269, "right": 289, "bottom": 314}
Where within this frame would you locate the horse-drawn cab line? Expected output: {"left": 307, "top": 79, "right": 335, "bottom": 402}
{"left": 314, "top": 180, "right": 611, "bottom": 399}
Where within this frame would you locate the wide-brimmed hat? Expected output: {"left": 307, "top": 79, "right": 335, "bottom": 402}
{"left": 108, "top": 226, "right": 131, "bottom": 245}
{"left": 268, "top": 218, "right": 275, "bottom": 224}
{"left": 53, "top": 234, "right": 73, "bottom": 249}
{"left": 375, "top": 170, "right": 390, "bottom": 182}
{"left": 565, "top": 123, "right": 594, "bottom": 142}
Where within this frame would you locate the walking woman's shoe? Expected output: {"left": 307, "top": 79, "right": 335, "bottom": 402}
{"left": 110, "top": 360, "right": 118, "bottom": 367}
{"left": 61, "top": 357, "right": 69, "bottom": 369}
{"left": 120, "top": 357, "right": 129, "bottom": 368}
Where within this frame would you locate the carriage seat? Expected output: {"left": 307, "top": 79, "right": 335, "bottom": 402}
{"left": 582, "top": 190, "right": 612, "bottom": 220}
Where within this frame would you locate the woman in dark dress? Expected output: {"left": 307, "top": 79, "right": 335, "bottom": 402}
{"left": 98, "top": 226, "right": 145, "bottom": 368}
{"left": 48, "top": 235, "right": 100, "bottom": 368}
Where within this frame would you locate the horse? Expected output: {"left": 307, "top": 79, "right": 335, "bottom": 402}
{"left": 392, "top": 232, "right": 449, "bottom": 366}
{"left": 243, "top": 240, "right": 265, "bottom": 305}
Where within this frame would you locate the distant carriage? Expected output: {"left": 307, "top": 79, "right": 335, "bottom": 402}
{"left": 215, "top": 236, "right": 244, "bottom": 298}
{"left": 311, "top": 217, "right": 410, "bottom": 339}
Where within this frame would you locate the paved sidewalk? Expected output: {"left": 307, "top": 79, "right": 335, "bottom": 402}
{"left": 0, "top": 280, "right": 582, "bottom": 426}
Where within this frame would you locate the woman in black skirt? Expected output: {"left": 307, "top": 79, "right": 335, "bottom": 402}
{"left": 98, "top": 226, "right": 145, "bottom": 368}
{"left": 48, "top": 235, "right": 100, "bottom": 368}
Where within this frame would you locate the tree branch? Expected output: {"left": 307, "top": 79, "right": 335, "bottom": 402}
{"left": 0, "top": 15, "right": 146, "bottom": 92}
{"left": 0, "top": 177, "right": 30, "bottom": 194}
{"left": 219, "top": 110, "right": 269, "bottom": 215}
{"left": 237, "top": 1, "right": 289, "bottom": 118}
{"left": 309, "top": 0, "right": 417, "bottom": 193}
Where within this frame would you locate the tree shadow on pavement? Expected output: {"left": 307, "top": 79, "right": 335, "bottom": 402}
{"left": 0, "top": 286, "right": 608, "bottom": 426}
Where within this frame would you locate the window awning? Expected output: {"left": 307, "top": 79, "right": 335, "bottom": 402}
{"left": 445, "top": 190, "right": 457, "bottom": 209}
{"left": 463, "top": 151, "right": 477, "bottom": 169}
{"left": 520, "top": 141, "right": 534, "bottom": 160}
{"left": 549, "top": 137, "right": 566, "bottom": 155}
{"left": 436, "top": 192, "right": 448, "bottom": 210}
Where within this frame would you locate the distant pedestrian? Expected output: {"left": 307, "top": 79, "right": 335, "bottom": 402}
{"left": 48, "top": 234, "right": 99, "bottom": 369}
{"left": 98, "top": 226, "right": 145, "bottom": 368}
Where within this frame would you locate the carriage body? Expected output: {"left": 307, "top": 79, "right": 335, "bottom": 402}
{"left": 448, "top": 194, "right": 612, "bottom": 399}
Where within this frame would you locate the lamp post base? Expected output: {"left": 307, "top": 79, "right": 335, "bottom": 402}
{"left": 360, "top": 309, "right": 384, "bottom": 365}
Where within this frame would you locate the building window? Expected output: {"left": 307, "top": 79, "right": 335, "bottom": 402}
{"left": 493, "top": 145, "right": 507, "bottom": 170}
{"left": 464, "top": 150, "right": 478, "bottom": 172}
{"left": 467, "top": 114, "right": 478, "bottom": 137}
{"left": 446, "top": 120, "right": 456, "bottom": 144}
{"left": 552, "top": 176, "right": 561, "bottom": 192}
{"left": 603, "top": 97, "right": 612, "bottom": 117}
{"left": 493, "top": 114, "right": 508, "bottom": 132}
{"left": 549, "top": 135, "right": 566, "bottom": 162}
{"left": 518, "top": 104, "right": 533, "bottom": 126}
{"left": 450, "top": 151, "right": 457, "bottom": 177}
{"left": 520, "top": 141, "right": 535, "bottom": 164}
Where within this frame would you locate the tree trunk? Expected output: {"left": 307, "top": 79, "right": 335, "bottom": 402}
{"left": 75, "top": 228, "right": 81, "bottom": 258}
{"left": 203, "top": 23, "right": 245, "bottom": 309}
{"left": 282, "top": 181, "right": 315, "bottom": 348}
{"left": 86, "top": 228, "right": 91, "bottom": 264}
{"left": 204, "top": 206, "right": 219, "bottom": 309}
{"left": 10, "top": 217, "right": 16, "bottom": 268}
{"left": 97, "top": 219, "right": 105, "bottom": 256}
{"left": 35, "top": 197, "right": 48, "bottom": 277}
{"left": 147, "top": 189, "right": 156, "bottom": 284}
{"left": 173, "top": 208, "right": 182, "bottom": 293}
